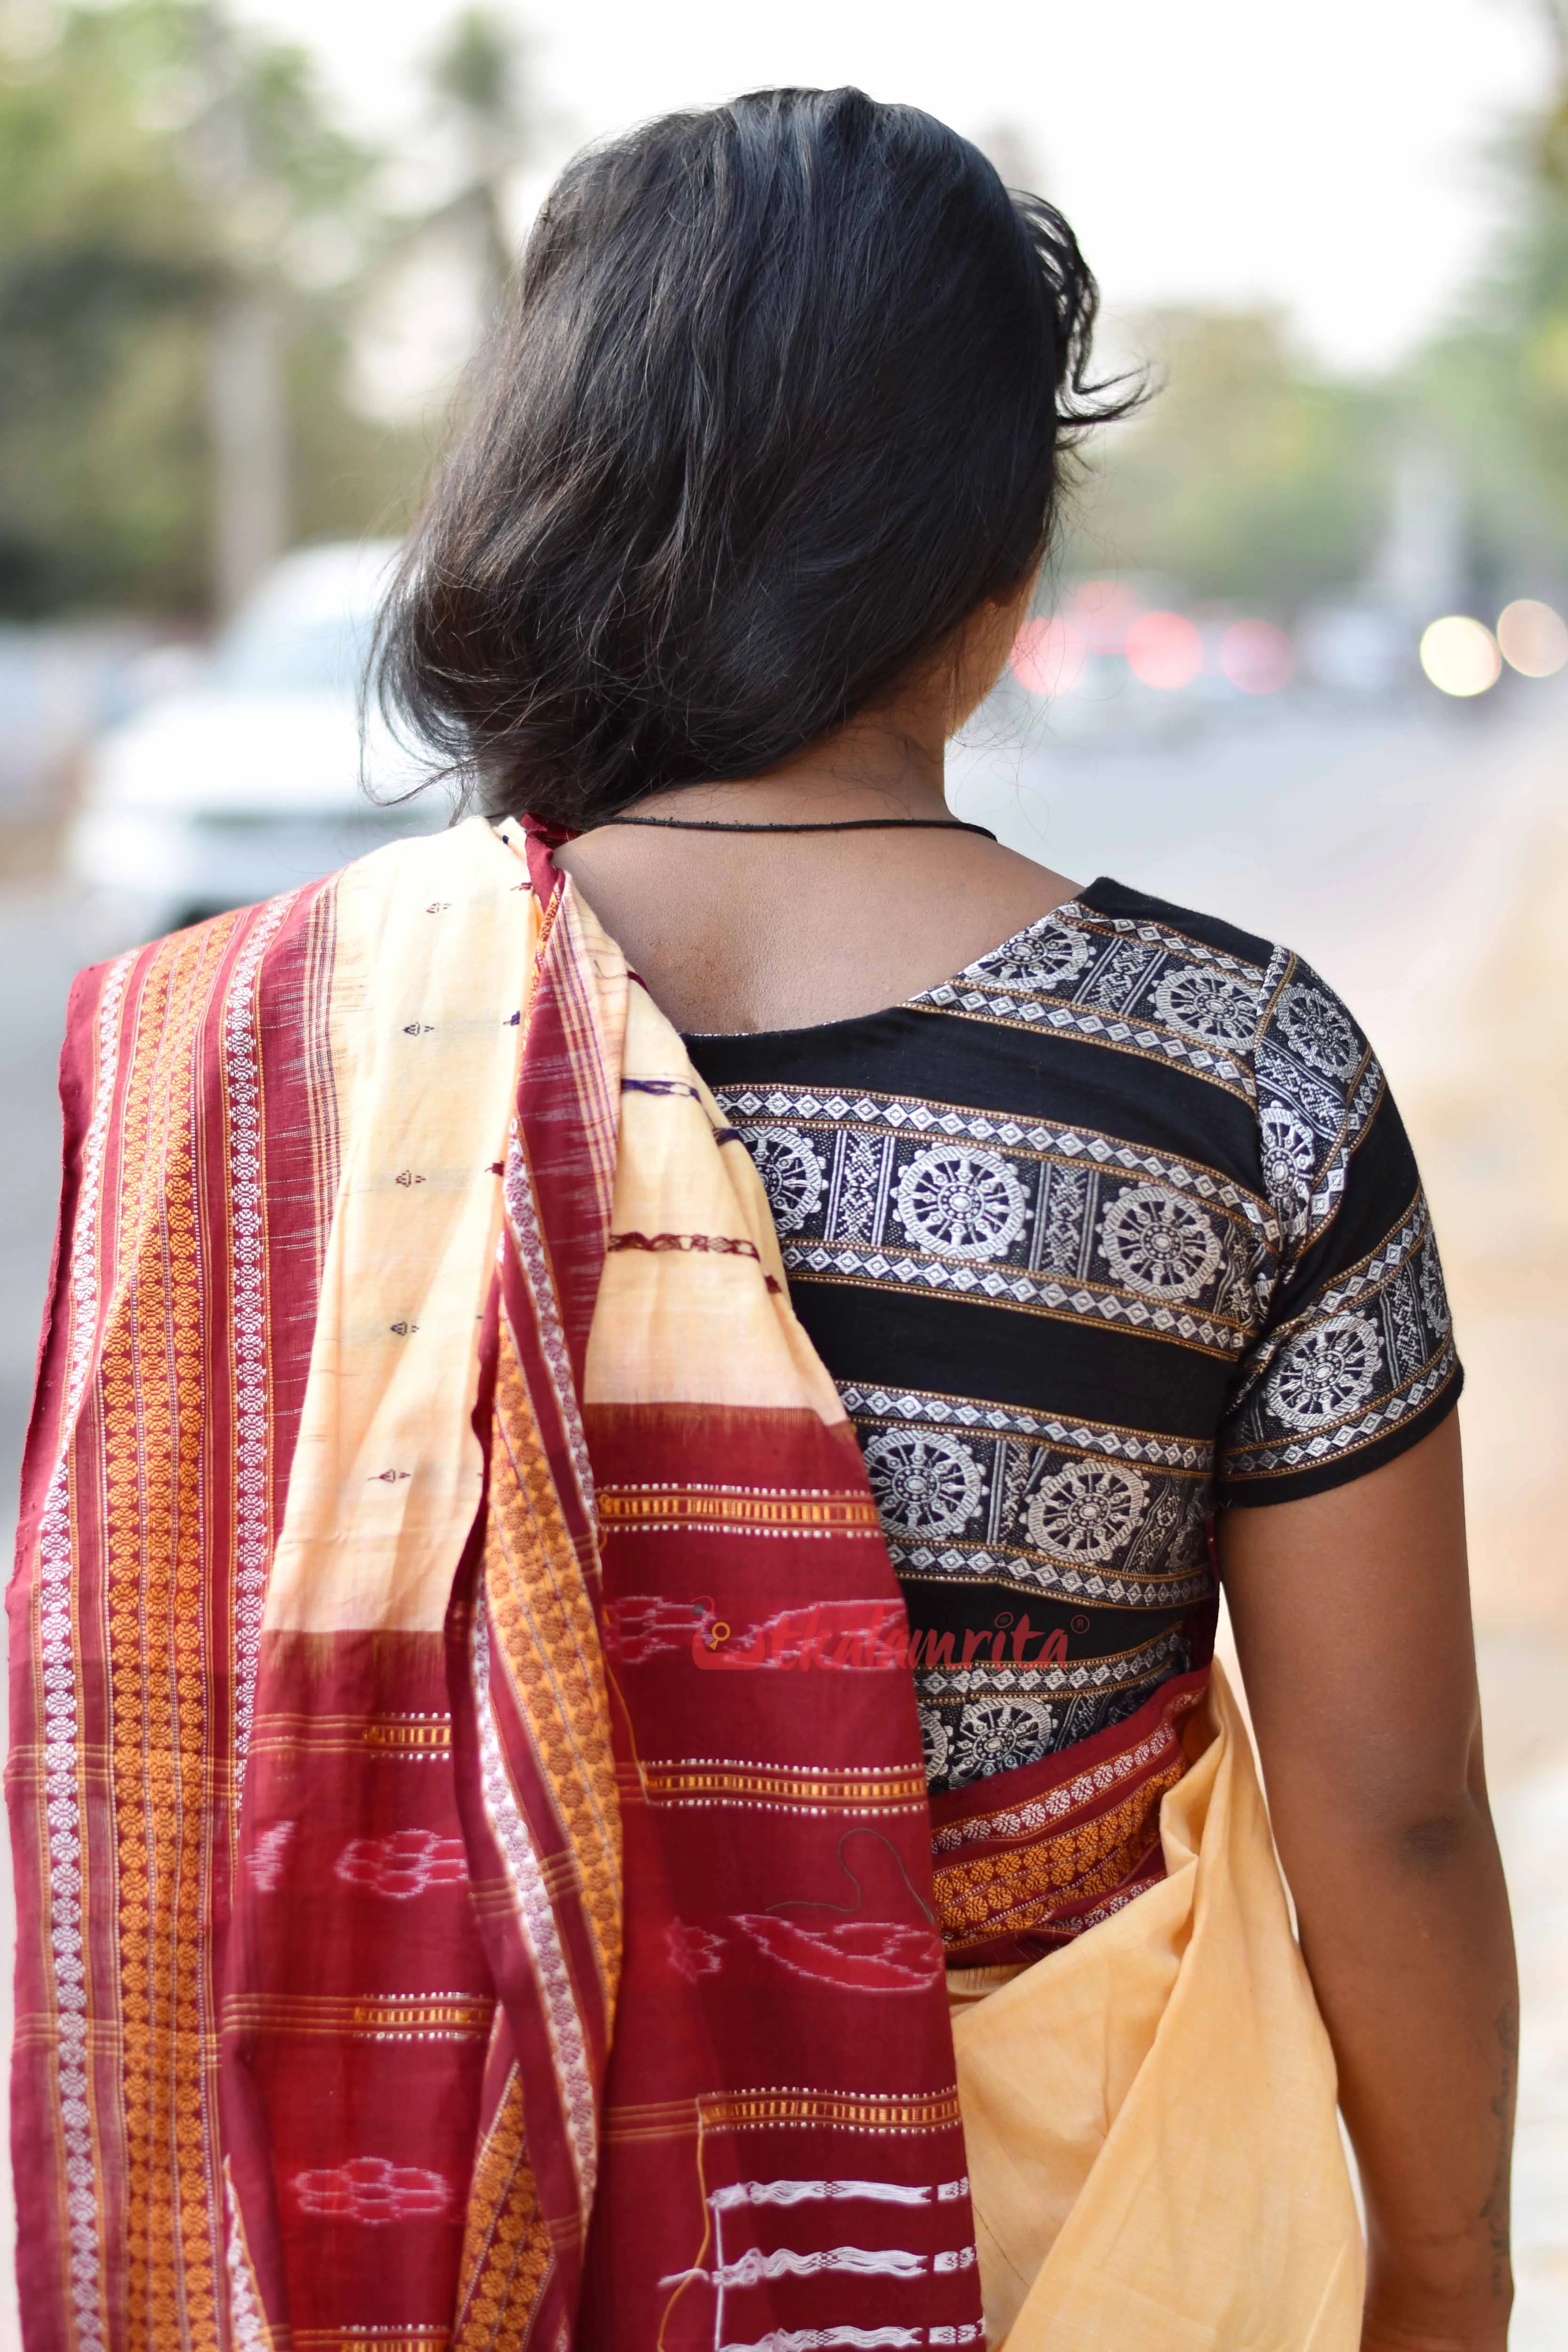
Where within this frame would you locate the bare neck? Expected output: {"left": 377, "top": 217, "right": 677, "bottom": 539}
{"left": 551, "top": 711, "right": 1079, "bottom": 1036}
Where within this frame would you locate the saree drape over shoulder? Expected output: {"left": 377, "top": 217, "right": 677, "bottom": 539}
{"left": 9, "top": 816, "right": 1363, "bottom": 2351}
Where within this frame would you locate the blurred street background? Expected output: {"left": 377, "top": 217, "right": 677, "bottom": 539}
{"left": 4, "top": 0, "right": 1568, "bottom": 2341}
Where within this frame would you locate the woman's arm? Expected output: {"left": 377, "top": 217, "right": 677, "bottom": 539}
{"left": 1220, "top": 1412, "right": 1517, "bottom": 2352}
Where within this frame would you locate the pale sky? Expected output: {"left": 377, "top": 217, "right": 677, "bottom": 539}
{"left": 239, "top": 0, "right": 1551, "bottom": 372}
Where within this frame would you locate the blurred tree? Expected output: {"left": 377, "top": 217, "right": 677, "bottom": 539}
{"left": 426, "top": 8, "right": 531, "bottom": 316}
{"left": 0, "top": 0, "right": 211, "bottom": 611}
{"left": 1068, "top": 308, "right": 1388, "bottom": 610}
{"left": 1396, "top": 0, "right": 1568, "bottom": 596}
{"left": 338, "top": 9, "right": 537, "bottom": 440}
{"left": 0, "top": 0, "right": 424, "bottom": 617}
{"left": 1534, "top": 0, "right": 1568, "bottom": 174}
{"left": 1033, "top": 5, "right": 1568, "bottom": 620}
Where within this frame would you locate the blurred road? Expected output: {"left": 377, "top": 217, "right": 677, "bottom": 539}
{"left": 2, "top": 691, "right": 1566, "bottom": 2343}
{"left": 0, "top": 890, "right": 94, "bottom": 1520}
{"left": 0, "top": 884, "right": 104, "bottom": 2352}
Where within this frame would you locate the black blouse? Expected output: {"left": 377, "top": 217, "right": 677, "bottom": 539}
{"left": 685, "top": 878, "right": 1461, "bottom": 1798}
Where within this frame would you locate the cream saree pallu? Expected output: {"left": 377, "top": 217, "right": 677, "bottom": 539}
{"left": 9, "top": 810, "right": 1361, "bottom": 2352}
{"left": 9, "top": 815, "right": 980, "bottom": 2352}
{"left": 948, "top": 1666, "right": 1363, "bottom": 2350}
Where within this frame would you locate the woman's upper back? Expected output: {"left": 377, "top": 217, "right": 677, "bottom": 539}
{"left": 553, "top": 809, "right": 1080, "bottom": 1034}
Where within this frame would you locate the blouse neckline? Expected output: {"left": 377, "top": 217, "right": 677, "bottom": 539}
{"left": 682, "top": 878, "right": 1114, "bottom": 1042}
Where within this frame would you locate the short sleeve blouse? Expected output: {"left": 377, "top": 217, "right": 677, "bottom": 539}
{"left": 1213, "top": 940, "right": 1455, "bottom": 1499}
{"left": 684, "top": 876, "right": 1461, "bottom": 1802}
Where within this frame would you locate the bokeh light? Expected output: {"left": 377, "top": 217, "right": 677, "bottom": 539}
{"left": 1418, "top": 615, "right": 1502, "bottom": 698}
{"left": 1011, "top": 616, "right": 1087, "bottom": 697}
{"left": 1496, "top": 597, "right": 1568, "bottom": 678}
{"left": 1220, "top": 619, "right": 1295, "bottom": 695}
{"left": 1125, "top": 610, "right": 1203, "bottom": 690}
{"left": 1065, "top": 579, "right": 1137, "bottom": 655}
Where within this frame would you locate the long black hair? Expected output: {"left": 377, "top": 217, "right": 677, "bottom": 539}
{"left": 376, "top": 86, "right": 1137, "bottom": 827}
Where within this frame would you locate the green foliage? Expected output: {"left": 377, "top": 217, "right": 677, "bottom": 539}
{"left": 0, "top": 0, "right": 423, "bottom": 615}
{"left": 1067, "top": 309, "right": 1389, "bottom": 610}
{"left": 2, "top": 0, "right": 1560, "bottom": 623}
{"left": 1403, "top": 124, "right": 1568, "bottom": 588}
{"left": 430, "top": 8, "right": 516, "bottom": 124}
{"left": 423, "top": 7, "right": 534, "bottom": 313}
{"left": 0, "top": 2, "right": 209, "bottom": 607}
{"left": 285, "top": 321, "right": 426, "bottom": 551}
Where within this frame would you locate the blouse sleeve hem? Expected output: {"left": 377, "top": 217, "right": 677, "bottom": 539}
{"left": 1215, "top": 1362, "right": 1463, "bottom": 1511}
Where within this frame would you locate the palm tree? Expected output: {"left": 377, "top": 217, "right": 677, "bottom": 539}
{"left": 427, "top": 8, "right": 531, "bottom": 322}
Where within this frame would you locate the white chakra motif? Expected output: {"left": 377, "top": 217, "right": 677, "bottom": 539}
{"left": 1418, "top": 1235, "right": 1452, "bottom": 1336}
{"left": 1152, "top": 965, "right": 1258, "bottom": 1049}
{"left": 917, "top": 1706, "right": 951, "bottom": 1783}
{"left": 1277, "top": 982, "right": 1361, "bottom": 1080}
{"left": 1099, "top": 1184, "right": 1223, "bottom": 1300}
{"left": 950, "top": 1699, "right": 1057, "bottom": 1786}
{"left": 895, "top": 1146, "right": 1027, "bottom": 1260}
{"left": 863, "top": 1430, "right": 983, "bottom": 1536}
{"left": 748, "top": 1128, "right": 825, "bottom": 1233}
{"left": 1258, "top": 1101, "right": 1317, "bottom": 1238}
{"left": 1026, "top": 1461, "right": 1147, "bottom": 1561}
{"left": 1266, "top": 1312, "right": 1383, "bottom": 1429}
{"left": 981, "top": 922, "right": 1094, "bottom": 991}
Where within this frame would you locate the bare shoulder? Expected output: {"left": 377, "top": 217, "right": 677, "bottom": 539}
{"left": 557, "top": 826, "right": 1081, "bottom": 1033}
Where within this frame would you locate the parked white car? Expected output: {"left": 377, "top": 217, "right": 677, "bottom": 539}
{"left": 69, "top": 539, "right": 447, "bottom": 940}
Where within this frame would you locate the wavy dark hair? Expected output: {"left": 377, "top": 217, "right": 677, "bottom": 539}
{"left": 375, "top": 86, "right": 1138, "bottom": 828}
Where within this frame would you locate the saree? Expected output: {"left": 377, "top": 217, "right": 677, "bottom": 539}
{"left": 9, "top": 812, "right": 1361, "bottom": 2351}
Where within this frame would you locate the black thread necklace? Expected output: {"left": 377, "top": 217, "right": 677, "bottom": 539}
{"left": 596, "top": 814, "right": 997, "bottom": 838}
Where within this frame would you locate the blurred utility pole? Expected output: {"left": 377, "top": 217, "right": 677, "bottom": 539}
{"left": 1537, "top": 0, "right": 1568, "bottom": 66}
{"left": 189, "top": 3, "right": 289, "bottom": 613}
{"left": 428, "top": 9, "right": 532, "bottom": 321}
{"left": 209, "top": 289, "right": 287, "bottom": 616}
{"left": 1530, "top": 0, "right": 1568, "bottom": 182}
{"left": 1368, "top": 440, "right": 1468, "bottom": 624}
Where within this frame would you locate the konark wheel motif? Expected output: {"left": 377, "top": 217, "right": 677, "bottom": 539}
{"left": 950, "top": 1699, "right": 1057, "bottom": 1785}
{"left": 1152, "top": 965, "right": 1258, "bottom": 1049}
{"left": 917, "top": 1706, "right": 951, "bottom": 1784}
{"left": 895, "top": 1146, "right": 1027, "bottom": 1260}
{"left": 1277, "top": 981, "right": 1361, "bottom": 1080}
{"left": 1258, "top": 1101, "right": 1317, "bottom": 1238}
{"left": 1099, "top": 1184, "right": 1223, "bottom": 1300}
{"left": 1266, "top": 1312, "right": 1382, "bottom": 1429}
{"left": 863, "top": 1430, "right": 983, "bottom": 1536}
{"left": 1418, "top": 1233, "right": 1452, "bottom": 1336}
{"left": 1025, "top": 1460, "right": 1147, "bottom": 1561}
{"left": 747, "top": 1128, "right": 825, "bottom": 1233}
{"left": 984, "top": 922, "right": 1094, "bottom": 991}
